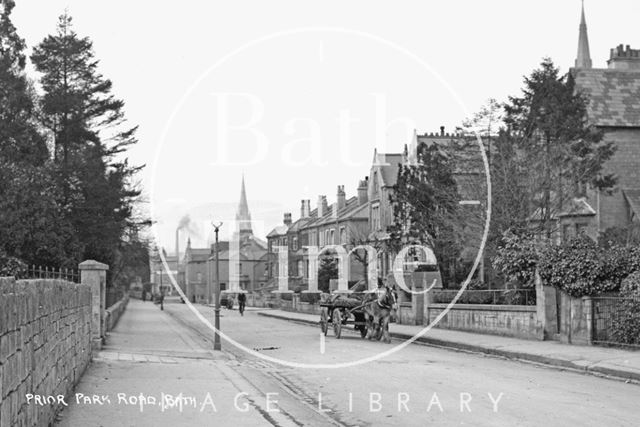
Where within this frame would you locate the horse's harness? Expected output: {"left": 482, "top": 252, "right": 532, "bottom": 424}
{"left": 377, "top": 287, "right": 396, "bottom": 310}
{"left": 347, "top": 287, "right": 397, "bottom": 313}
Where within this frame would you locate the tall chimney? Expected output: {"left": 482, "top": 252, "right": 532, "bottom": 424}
{"left": 337, "top": 185, "right": 346, "bottom": 210}
{"left": 175, "top": 228, "right": 180, "bottom": 266}
{"left": 317, "top": 195, "right": 328, "bottom": 217}
{"left": 440, "top": 126, "right": 445, "bottom": 137}
{"left": 357, "top": 178, "right": 368, "bottom": 205}
{"left": 284, "top": 212, "right": 292, "bottom": 226}
{"left": 300, "top": 200, "right": 308, "bottom": 218}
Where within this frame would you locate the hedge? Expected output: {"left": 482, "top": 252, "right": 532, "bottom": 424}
{"left": 538, "top": 235, "right": 640, "bottom": 297}
{"left": 611, "top": 271, "right": 640, "bottom": 345}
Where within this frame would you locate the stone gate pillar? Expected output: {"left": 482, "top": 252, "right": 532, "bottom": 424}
{"left": 80, "top": 260, "right": 109, "bottom": 350}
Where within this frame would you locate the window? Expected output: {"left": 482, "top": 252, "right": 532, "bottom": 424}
{"left": 372, "top": 171, "right": 379, "bottom": 196}
{"left": 340, "top": 227, "right": 347, "bottom": 245}
{"left": 372, "top": 204, "right": 381, "bottom": 231}
{"left": 330, "top": 229, "right": 335, "bottom": 244}
{"left": 576, "top": 223, "right": 588, "bottom": 235}
{"left": 297, "top": 260, "right": 304, "bottom": 277}
{"left": 196, "top": 272, "right": 202, "bottom": 282}
{"left": 325, "top": 230, "right": 330, "bottom": 246}
{"left": 293, "top": 237, "right": 298, "bottom": 251}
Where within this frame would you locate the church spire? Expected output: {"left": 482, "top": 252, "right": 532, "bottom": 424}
{"left": 575, "top": 0, "right": 592, "bottom": 69}
{"left": 236, "top": 175, "right": 252, "bottom": 233}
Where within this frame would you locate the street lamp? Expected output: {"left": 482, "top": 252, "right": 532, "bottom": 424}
{"left": 212, "top": 221, "right": 223, "bottom": 351}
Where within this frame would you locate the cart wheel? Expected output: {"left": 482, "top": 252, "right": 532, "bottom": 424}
{"left": 333, "top": 309, "right": 342, "bottom": 339}
{"left": 319, "top": 309, "right": 328, "bottom": 336}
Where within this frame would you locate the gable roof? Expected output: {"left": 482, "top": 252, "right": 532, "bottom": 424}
{"left": 372, "top": 152, "right": 403, "bottom": 188}
{"left": 573, "top": 68, "right": 640, "bottom": 128}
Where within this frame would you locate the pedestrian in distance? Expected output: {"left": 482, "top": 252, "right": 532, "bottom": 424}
{"left": 160, "top": 291, "right": 164, "bottom": 311}
{"left": 238, "top": 292, "right": 246, "bottom": 316}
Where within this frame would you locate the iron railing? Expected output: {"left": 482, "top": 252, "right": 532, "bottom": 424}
{"left": 15, "top": 265, "right": 80, "bottom": 283}
{"left": 592, "top": 296, "right": 640, "bottom": 349}
{"left": 430, "top": 289, "right": 536, "bottom": 305}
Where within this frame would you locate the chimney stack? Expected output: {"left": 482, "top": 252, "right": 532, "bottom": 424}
{"left": 440, "top": 126, "right": 445, "bottom": 137}
{"left": 608, "top": 44, "right": 640, "bottom": 70}
{"left": 337, "top": 185, "right": 346, "bottom": 210}
{"left": 300, "top": 199, "right": 311, "bottom": 218}
{"left": 300, "top": 199, "right": 308, "bottom": 218}
{"left": 284, "top": 212, "right": 292, "bottom": 226}
{"left": 317, "top": 195, "right": 328, "bottom": 217}
{"left": 357, "top": 178, "right": 368, "bottom": 205}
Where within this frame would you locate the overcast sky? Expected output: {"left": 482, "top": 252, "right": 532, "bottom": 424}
{"left": 11, "top": 0, "right": 640, "bottom": 253}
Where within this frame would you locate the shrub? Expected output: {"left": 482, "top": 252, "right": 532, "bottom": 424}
{"left": 279, "top": 292, "right": 293, "bottom": 301}
{"left": 538, "top": 235, "right": 638, "bottom": 297}
{"left": 611, "top": 272, "right": 640, "bottom": 345}
{"left": 299, "top": 292, "right": 321, "bottom": 304}
{"left": 492, "top": 231, "right": 540, "bottom": 288}
{"left": 0, "top": 253, "right": 27, "bottom": 277}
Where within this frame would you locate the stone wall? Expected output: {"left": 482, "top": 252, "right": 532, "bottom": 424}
{"left": 426, "top": 303, "right": 541, "bottom": 340}
{"left": 0, "top": 277, "right": 92, "bottom": 427}
{"left": 105, "top": 293, "right": 129, "bottom": 332}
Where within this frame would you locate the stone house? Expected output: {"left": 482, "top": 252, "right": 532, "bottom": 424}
{"left": 555, "top": 5, "right": 640, "bottom": 241}
{"left": 183, "top": 239, "right": 211, "bottom": 303}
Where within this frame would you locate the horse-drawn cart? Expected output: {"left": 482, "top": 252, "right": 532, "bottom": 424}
{"left": 318, "top": 293, "right": 370, "bottom": 339}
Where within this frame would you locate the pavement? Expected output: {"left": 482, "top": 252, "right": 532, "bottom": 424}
{"left": 258, "top": 309, "right": 640, "bottom": 383}
{"left": 53, "top": 299, "right": 640, "bottom": 426}
{"left": 55, "top": 300, "right": 319, "bottom": 427}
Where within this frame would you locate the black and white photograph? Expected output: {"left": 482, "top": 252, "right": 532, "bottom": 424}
{"left": 1, "top": 1, "right": 640, "bottom": 426}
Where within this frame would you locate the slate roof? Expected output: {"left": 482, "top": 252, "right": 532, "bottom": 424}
{"left": 310, "top": 196, "right": 367, "bottom": 227}
{"left": 557, "top": 197, "right": 597, "bottom": 218}
{"left": 267, "top": 225, "right": 289, "bottom": 238}
{"left": 573, "top": 68, "right": 640, "bottom": 128}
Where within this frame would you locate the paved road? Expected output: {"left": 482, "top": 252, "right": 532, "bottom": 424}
{"left": 163, "top": 302, "right": 640, "bottom": 427}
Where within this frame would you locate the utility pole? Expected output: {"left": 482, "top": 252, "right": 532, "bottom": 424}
{"left": 212, "top": 221, "right": 223, "bottom": 351}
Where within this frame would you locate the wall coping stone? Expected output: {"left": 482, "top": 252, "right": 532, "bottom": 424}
{"left": 79, "top": 260, "right": 109, "bottom": 270}
{"left": 430, "top": 303, "right": 537, "bottom": 312}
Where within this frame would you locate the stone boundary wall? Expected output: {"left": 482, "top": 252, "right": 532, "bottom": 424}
{"left": 249, "top": 293, "right": 323, "bottom": 315}
{"left": 427, "top": 304, "right": 541, "bottom": 340}
{"left": 105, "top": 293, "right": 129, "bottom": 332}
{"left": 249, "top": 292, "right": 542, "bottom": 340}
{"left": 0, "top": 277, "right": 92, "bottom": 427}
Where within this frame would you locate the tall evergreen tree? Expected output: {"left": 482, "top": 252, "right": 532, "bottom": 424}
{"left": 31, "top": 13, "right": 145, "bottom": 273}
{"left": 0, "top": 1, "right": 79, "bottom": 267}
{"left": 504, "top": 58, "right": 615, "bottom": 237}
{"left": 0, "top": 0, "right": 48, "bottom": 165}
{"left": 388, "top": 142, "right": 462, "bottom": 285}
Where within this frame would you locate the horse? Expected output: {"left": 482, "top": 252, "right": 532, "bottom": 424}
{"left": 363, "top": 285, "right": 398, "bottom": 343}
